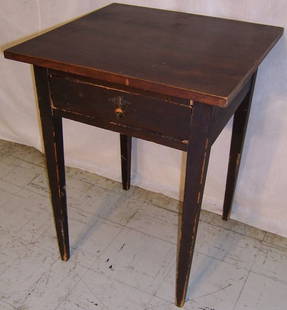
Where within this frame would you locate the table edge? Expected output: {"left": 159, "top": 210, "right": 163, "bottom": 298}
{"left": 4, "top": 50, "right": 229, "bottom": 107}
{"left": 3, "top": 24, "right": 284, "bottom": 109}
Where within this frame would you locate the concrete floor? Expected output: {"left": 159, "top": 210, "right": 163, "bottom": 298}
{"left": 0, "top": 139, "right": 287, "bottom": 310}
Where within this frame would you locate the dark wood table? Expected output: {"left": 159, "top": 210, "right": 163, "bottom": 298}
{"left": 4, "top": 3, "right": 283, "bottom": 307}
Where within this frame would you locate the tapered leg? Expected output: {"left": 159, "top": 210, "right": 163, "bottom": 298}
{"left": 34, "top": 66, "right": 70, "bottom": 261}
{"left": 176, "top": 103, "right": 213, "bottom": 307}
{"left": 222, "top": 72, "right": 257, "bottom": 221}
{"left": 120, "top": 134, "right": 132, "bottom": 190}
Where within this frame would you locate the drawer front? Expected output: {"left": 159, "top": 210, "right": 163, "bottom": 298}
{"left": 49, "top": 73, "right": 191, "bottom": 143}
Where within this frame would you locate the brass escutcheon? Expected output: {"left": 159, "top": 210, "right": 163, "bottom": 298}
{"left": 114, "top": 106, "right": 124, "bottom": 118}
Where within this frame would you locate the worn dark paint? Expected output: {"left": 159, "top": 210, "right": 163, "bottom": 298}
{"left": 33, "top": 66, "right": 70, "bottom": 261}
{"left": 48, "top": 69, "right": 190, "bottom": 107}
{"left": 222, "top": 72, "right": 258, "bottom": 220}
{"left": 53, "top": 109, "right": 188, "bottom": 151}
{"left": 48, "top": 70, "right": 192, "bottom": 147}
{"left": 210, "top": 77, "right": 252, "bottom": 145}
{"left": 3, "top": 3, "right": 283, "bottom": 308}
{"left": 176, "top": 102, "right": 213, "bottom": 307}
{"left": 120, "top": 134, "right": 132, "bottom": 190}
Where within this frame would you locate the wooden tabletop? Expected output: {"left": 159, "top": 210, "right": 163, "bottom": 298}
{"left": 4, "top": 3, "right": 283, "bottom": 107}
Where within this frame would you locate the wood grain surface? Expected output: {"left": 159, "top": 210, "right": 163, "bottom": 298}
{"left": 4, "top": 3, "right": 283, "bottom": 107}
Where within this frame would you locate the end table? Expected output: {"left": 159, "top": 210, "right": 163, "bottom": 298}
{"left": 4, "top": 4, "right": 283, "bottom": 307}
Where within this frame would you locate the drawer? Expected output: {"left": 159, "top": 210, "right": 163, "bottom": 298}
{"left": 48, "top": 71, "right": 192, "bottom": 147}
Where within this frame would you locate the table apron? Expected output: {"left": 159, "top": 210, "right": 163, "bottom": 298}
{"left": 48, "top": 71, "right": 192, "bottom": 151}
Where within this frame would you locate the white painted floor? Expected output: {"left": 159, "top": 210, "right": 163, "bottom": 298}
{"left": 0, "top": 139, "right": 287, "bottom": 310}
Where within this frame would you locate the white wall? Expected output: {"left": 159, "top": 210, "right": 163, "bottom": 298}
{"left": 1, "top": 1, "right": 286, "bottom": 237}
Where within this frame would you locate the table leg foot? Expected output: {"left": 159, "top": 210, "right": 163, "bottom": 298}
{"left": 43, "top": 115, "right": 70, "bottom": 261}
{"left": 120, "top": 134, "right": 132, "bottom": 190}
{"left": 222, "top": 72, "right": 257, "bottom": 221}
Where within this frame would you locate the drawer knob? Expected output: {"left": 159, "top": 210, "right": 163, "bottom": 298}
{"left": 114, "top": 107, "right": 124, "bottom": 118}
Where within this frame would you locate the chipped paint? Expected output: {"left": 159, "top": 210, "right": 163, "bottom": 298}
{"left": 236, "top": 153, "right": 241, "bottom": 168}
{"left": 205, "top": 138, "right": 209, "bottom": 150}
{"left": 197, "top": 191, "right": 201, "bottom": 204}
{"left": 200, "top": 152, "right": 207, "bottom": 185}
{"left": 52, "top": 141, "right": 62, "bottom": 198}
{"left": 62, "top": 251, "right": 69, "bottom": 262}
{"left": 60, "top": 222, "right": 69, "bottom": 261}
